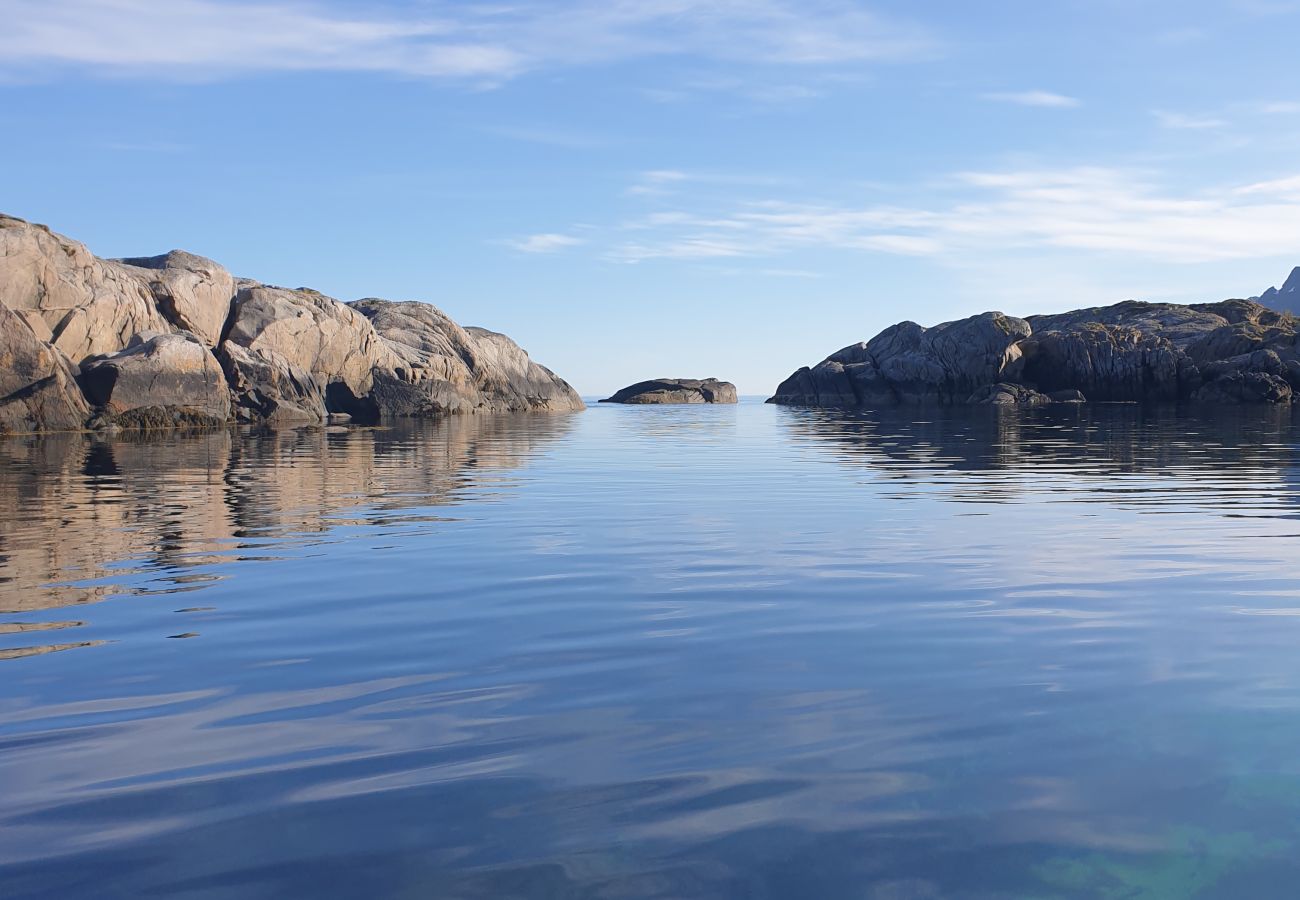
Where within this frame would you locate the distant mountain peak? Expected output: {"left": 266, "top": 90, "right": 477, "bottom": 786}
{"left": 1257, "top": 265, "right": 1300, "bottom": 314}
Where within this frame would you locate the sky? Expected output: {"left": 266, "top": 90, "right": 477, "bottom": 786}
{"left": 4, "top": 0, "right": 1300, "bottom": 395}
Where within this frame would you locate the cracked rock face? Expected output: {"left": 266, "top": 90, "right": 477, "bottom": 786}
{"left": 600, "top": 378, "right": 738, "bottom": 404}
{"left": 80, "top": 332, "right": 231, "bottom": 426}
{"left": 0, "top": 301, "right": 90, "bottom": 434}
{"left": 0, "top": 213, "right": 584, "bottom": 431}
{"left": 770, "top": 296, "right": 1300, "bottom": 408}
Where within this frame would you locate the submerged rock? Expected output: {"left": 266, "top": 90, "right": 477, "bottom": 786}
{"left": 968, "top": 383, "right": 1051, "bottom": 406}
{"left": 600, "top": 378, "right": 738, "bottom": 404}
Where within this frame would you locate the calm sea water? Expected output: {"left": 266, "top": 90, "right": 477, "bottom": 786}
{"left": 3, "top": 400, "right": 1300, "bottom": 899}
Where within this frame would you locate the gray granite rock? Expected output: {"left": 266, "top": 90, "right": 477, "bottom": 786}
{"left": 770, "top": 297, "right": 1300, "bottom": 408}
{"left": 352, "top": 299, "right": 584, "bottom": 415}
{"left": 770, "top": 312, "right": 1030, "bottom": 406}
{"left": 0, "top": 302, "right": 90, "bottom": 434}
{"left": 80, "top": 331, "right": 230, "bottom": 427}
{"left": 600, "top": 378, "right": 738, "bottom": 405}
{"left": 0, "top": 213, "right": 584, "bottom": 429}
{"left": 968, "top": 383, "right": 1051, "bottom": 405}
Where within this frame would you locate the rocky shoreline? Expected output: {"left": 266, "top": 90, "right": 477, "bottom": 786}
{"left": 769, "top": 292, "right": 1300, "bottom": 408}
{"left": 0, "top": 214, "right": 583, "bottom": 434}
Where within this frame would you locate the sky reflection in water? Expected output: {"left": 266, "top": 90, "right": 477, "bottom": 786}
{"left": 2, "top": 402, "right": 1300, "bottom": 899}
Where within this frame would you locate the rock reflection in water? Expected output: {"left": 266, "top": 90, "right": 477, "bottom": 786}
{"left": 0, "top": 415, "right": 575, "bottom": 643}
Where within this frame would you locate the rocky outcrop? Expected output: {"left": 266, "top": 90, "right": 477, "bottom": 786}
{"left": 770, "top": 295, "right": 1300, "bottom": 408}
{"left": 117, "top": 251, "right": 234, "bottom": 348}
{"left": 351, "top": 299, "right": 584, "bottom": 415}
{"left": 0, "top": 302, "right": 90, "bottom": 433}
{"left": 600, "top": 378, "right": 738, "bottom": 404}
{"left": 80, "top": 332, "right": 231, "bottom": 427}
{"left": 0, "top": 213, "right": 582, "bottom": 431}
{"left": 771, "top": 313, "right": 1030, "bottom": 406}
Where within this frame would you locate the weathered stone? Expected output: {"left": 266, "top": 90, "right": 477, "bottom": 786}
{"left": 351, "top": 299, "right": 584, "bottom": 414}
{"left": 0, "top": 213, "right": 585, "bottom": 429}
{"left": 0, "top": 301, "right": 90, "bottom": 434}
{"left": 770, "top": 312, "right": 1030, "bottom": 407}
{"left": 218, "top": 286, "right": 401, "bottom": 424}
{"left": 80, "top": 332, "right": 230, "bottom": 426}
{"left": 1019, "top": 324, "right": 1194, "bottom": 402}
{"left": 600, "top": 378, "right": 738, "bottom": 405}
{"left": 968, "top": 383, "right": 1051, "bottom": 405}
{"left": 0, "top": 215, "right": 171, "bottom": 362}
{"left": 1048, "top": 389, "right": 1087, "bottom": 403}
{"left": 1194, "top": 371, "right": 1292, "bottom": 404}
{"left": 117, "top": 251, "right": 235, "bottom": 347}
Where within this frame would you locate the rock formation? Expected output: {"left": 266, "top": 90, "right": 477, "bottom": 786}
{"left": 771, "top": 296, "right": 1300, "bottom": 408}
{"left": 600, "top": 378, "right": 739, "bottom": 404}
{"left": 0, "top": 213, "right": 583, "bottom": 432}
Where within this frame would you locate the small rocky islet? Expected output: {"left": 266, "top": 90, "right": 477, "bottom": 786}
{"left": 600, "top": 379, "right": 738, "bottom": 405}
{"left": 769, "top": 272, "right": 1300, "bottom": 408}
{"left": 0, "top": 214, "right": 583, "bottom": 434}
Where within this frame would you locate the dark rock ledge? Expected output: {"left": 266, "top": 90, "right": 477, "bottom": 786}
{"left": 769, "top": 295, "right": 1300, "bottom": 408}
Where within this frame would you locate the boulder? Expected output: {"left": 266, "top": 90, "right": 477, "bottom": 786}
{"left": 218, "top": 285, "right": 399, "bottom": 424}
{"left": 1194, "top": 372, "right": 1292, "bottom": 404}
{"left": 117, "top": 251, "right": 235, "bottom": 347}
{"left": 1048, "top": 389, "right": 1087, "bottom": 403}
{"left": 0, "top": 302, "right": 90, "bottom": 434}
{"left": 80, "top": 332, "right": 231, "bottom": 427}
{"left": 968, "top": 383, "right": 1051, "bottom": 405}
{"left": 352, "top": 299, "right": 584, "bottom": 414}
{"left": 600, "top": 378, "right": 738, "bottom": 405}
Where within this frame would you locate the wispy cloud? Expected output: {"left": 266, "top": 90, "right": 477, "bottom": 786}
{"left": 508, "top": 233, "right": 586, "bottom": 253}
{"left": 0, "top": 0, "right": 936, "bottom": 82}
{"left": 590, "top": 167, "right": 1300, "bottom": 264}
{"left": 982, "top": 90, "right": 1080, "bottom": 108}
{"left": 1153, "top": 110, "right": 1228, "bottom": 130}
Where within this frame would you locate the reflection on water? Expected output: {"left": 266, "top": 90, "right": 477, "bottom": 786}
{"left": 2, "top": 403, "right": 1300, "bottom": 899}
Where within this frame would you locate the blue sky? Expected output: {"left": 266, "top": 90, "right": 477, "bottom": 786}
{"left": 4, "top": 0, "right": 1300, "bottom": 395}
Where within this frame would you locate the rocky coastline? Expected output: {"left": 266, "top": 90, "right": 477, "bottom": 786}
{"left": 769, "top": 293, "right": 1300, "bottom": 408}
{"left": 0, "top": 214, "right": 583, "bottom": 434}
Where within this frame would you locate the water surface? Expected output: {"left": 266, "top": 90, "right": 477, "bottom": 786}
{"left": 3, "top": 401, "right": 1300, "bottom": 898}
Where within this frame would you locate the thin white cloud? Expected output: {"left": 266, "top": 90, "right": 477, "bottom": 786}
{"left": 1153, "top": 110, "right": 1228, "bottom": 130}
{"left": 982, "top": 90, "right": 1080, "bottom": 108}
{"left": 1256, "top": 101, "right": 1300, "bottom": 114}
{"left": 508, "top": 233, "right": 586, "bottom": 253}
{"left": 593, "top": 167, "right": 1300, "bottom": 264}
{"left": 0, "top": 0, "right": 936, "bottom": 82}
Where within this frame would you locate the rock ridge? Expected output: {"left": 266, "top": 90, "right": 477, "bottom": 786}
{"left": 0, "top": 213, "right": 583, "bottom": 432}
{"left": 770, "top": 290, "right": 1300, "bottom": 408}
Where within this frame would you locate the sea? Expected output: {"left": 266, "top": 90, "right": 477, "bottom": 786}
{"left": 3, "top": 399, "right": 1300, "bottom": 899}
